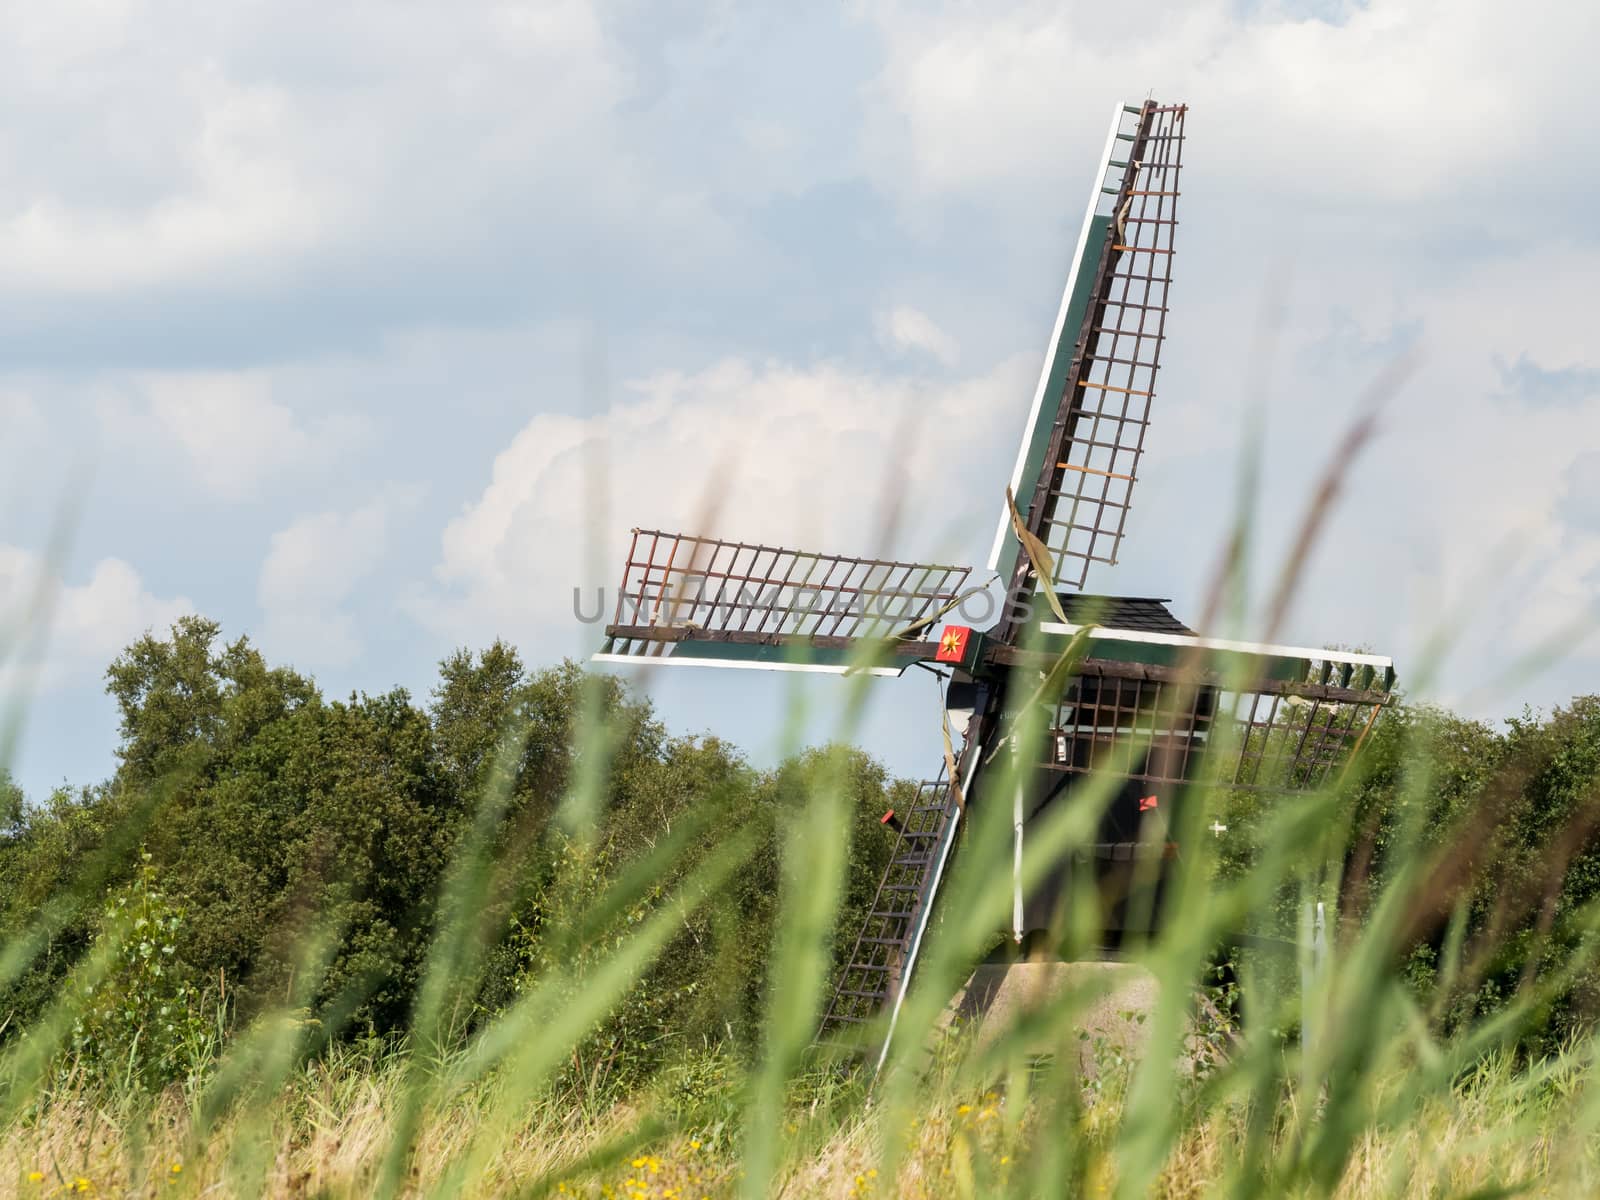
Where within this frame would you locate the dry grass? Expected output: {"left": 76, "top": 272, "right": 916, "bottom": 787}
{"left": 2, "top": 1060, "right": 651, "bottom": 1198}
{"left": 3, "top": 1049, "right": 1592, "bottom": 1199}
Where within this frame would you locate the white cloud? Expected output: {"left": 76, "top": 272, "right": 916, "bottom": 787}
{"left": 0, "top": 392, "right": 46, "bottom": 462}
{"left": 418, "top": 354, "right": 1033, "bottom": 645}
{"left": 0, "top": 548, "right": 192, "bottom": 691}
{"left": 0, "top": 72, "right": 330, "bottom": 294}
{"left": 1560, "top": 452, "right": 1600, "bottom": 534}
{"left": 0, "top": 392, "right": 41, "bottom": 427}
{"left": 99, "top": 373, "right": 367, "bottom": 500}
{"left": 860, "top": 0, "right": 1598, "bottom": 214}
{"left": 876, "top": 305, "right": 959, "bottom": 366}
{"left": 259, "top": 489, "right": 420, "bottom": 668}
{"left": 0, "top": 0, "right": 646, "bottom": 298}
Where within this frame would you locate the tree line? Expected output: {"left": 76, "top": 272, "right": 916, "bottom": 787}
{"left": 0, "top": 617, "right": 901, "bottom": 1088}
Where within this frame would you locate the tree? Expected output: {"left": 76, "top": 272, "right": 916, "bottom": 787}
{"left": 0, "top": 768, "right": 21, "bottom": 833}
{"left": 0, "top": 783, "right": 116, "bottom": 1031}
{"left": 105, "top": 615, "right": 317, "bottom": 787}
{"left": 94, "top": 620, "right": 460, "bottom": 1029}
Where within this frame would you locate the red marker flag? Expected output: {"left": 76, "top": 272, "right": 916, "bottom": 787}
{"left": 1138, "top": 794, "right": 1160, "bottom": 813}
{"left": 935, "top": 624, "right": 971, "bottom": 664}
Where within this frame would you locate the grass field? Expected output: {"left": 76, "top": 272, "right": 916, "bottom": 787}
{"left": 3, "top": 1038, "right": 1594, "bottom": 1197}
{"left": 6, "top": 428, "right": 1600, "bottom": 1198}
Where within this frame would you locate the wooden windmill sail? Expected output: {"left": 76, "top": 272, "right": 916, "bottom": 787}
{"left": 591, "top": 100, "right": 1397, "bottom": 1061}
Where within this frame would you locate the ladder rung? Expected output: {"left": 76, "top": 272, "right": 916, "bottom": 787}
{"left": 1054, "top": 463, "right": 1135, "bottom": 483}
{"left": 1077, "top": 380, "right": 1152, "bottom": 397}
{"left": 1100, "top": 289, "right": 1171, "bottom": 305}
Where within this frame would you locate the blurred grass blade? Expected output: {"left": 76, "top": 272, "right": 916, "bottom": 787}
{"left": 740, "top": 754, "right": 851, "bottom": 1199}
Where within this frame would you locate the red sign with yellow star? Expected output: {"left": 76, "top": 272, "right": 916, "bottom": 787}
{"left": 935, "top": 624, "right": 971, "bottom": 664}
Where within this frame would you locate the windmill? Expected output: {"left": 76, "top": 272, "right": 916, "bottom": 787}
{"left": 590, "top": 100, "right": 1396, "bottom": 1059}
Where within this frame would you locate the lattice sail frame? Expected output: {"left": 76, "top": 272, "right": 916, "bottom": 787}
{"left": 1041, "top": 650, "right": 1393, "bottom": 796}
{"left": 596, "top": 529, "right": 974, "bottom": 672}
{"left": 990, "top": 100, "right": 1188, "bottom": 608}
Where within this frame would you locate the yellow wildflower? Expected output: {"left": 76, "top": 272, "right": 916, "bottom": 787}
{"left": 956, "top": 1104, "right": 972, "bottom": 1115}
{"left": 28, "top": 1173, "right": 44, "bottom": 1183}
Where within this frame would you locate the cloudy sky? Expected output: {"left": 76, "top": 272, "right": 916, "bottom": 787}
{"left": 3, "top": 0, "right": 1598, "bottom": 799}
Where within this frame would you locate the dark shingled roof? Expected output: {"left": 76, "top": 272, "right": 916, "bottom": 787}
{"left": 1053, "top": 594, "right": 1195, "bottom": 636}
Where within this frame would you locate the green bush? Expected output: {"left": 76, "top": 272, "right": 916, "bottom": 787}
{"left": 65, "top": 853, "right": 218, "bottom": 1090}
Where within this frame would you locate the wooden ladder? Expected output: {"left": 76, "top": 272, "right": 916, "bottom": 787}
{"left": 819, "top": 777, "right": 962, "bottom": 1041}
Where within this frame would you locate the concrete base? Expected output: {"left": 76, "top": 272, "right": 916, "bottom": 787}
{"left": 944, "top": 959, "right": 1161, "bottom": 1076}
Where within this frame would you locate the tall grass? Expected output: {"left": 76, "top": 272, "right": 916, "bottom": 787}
{"left": 5, "top": 393, "right": 1600, "bottom": 1199}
